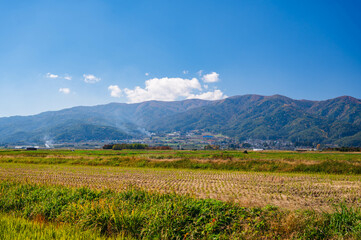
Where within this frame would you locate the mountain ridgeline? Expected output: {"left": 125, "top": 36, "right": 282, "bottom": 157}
{"left": 0, "top": 95, "right": 360, "bottom": 146}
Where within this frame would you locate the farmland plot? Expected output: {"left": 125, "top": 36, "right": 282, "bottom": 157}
{"left": 1, "top": 163, "right": 360, "bottom": 211}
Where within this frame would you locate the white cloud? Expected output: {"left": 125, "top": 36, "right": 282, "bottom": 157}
{"left": 46, "top": 73, "right": 72, "bottom": 80}
{"left": 197, "top": 70, "right": 203, "bottom": 76}
{"left": 83, "top": 74, "right": 101, "bottom": 83}
{"left": 202, "top": 72, "right": 219, "bottom": 83}
{"left": 46, "top": 73, "right": 59, "bottom": 79}
{"left": 183, "top": 70, "right": 188, "bottom": 74}
{"left": 59, "top": 88, "right": 70, "bottom": 94}
{"left": 63, "top": 75, "right": 72, "bottom": 80}
{"left": 108, "top": 85, "right": 122, "bottom": 98}
{"left": 187, "top": 89, "right": 227, "bottom": 100}
{"left": 123, "top": 77, "right": 202, "bottom": 103}
{"left": 145, "top": 72, "right": 149, "bottom": 76}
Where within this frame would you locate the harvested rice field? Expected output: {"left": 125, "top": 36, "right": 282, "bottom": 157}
{"left": 1, "top": 149, "right": 361, "bottom": 239}
{"left": 1, "top": 163, "right": 361, "bottom": 211}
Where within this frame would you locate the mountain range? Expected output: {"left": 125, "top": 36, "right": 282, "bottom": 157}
{"left": 0, "top": 94, "right": 360, "bottom": 147}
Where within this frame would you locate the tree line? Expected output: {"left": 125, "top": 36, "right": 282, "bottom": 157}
{"left": 103, "top": 143, "right": 172, "bottom": 150}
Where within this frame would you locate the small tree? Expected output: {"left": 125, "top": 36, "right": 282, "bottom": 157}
{"left": 102, "top": 144, "right": 114, "bottom": 149}
{"left": 112, "top": 144, "right": 123, "bottom": 150}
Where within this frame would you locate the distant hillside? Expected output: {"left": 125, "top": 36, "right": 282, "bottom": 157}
{"left": 0, "top": 95, "right": 360, "bottom": 146}
{"left": 0, "top": 99, "right": 210, "bottom": 145}
{"left": 147, "top": 95, "right": 361, "bottom": 146}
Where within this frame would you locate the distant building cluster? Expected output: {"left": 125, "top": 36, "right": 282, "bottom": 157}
{"left": 2, "top": 130, "right": 330, "bottom": 151}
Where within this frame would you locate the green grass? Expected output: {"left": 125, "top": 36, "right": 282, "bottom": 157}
{"left": 0, "top": 149, "right": 361, "bottom": 175}
{"left": 1, "top": 149, "right": 360, "bottom": 161}
{"left": 0, "top": 181, "right": 361, "bottom": 239}
{"left": 0, "top": 213, "right": 111, "bottom": 240}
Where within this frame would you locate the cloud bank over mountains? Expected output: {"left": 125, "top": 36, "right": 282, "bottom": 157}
{"left": 123, "top": 77, "right": 202, "bottom": 103}
{"left": 187, "top": 89, "right": 226, "bottom": 100}
{"left": 109, "top": 71, "right": 226, "bottom": 103}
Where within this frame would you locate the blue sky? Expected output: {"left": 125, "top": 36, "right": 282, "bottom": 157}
{"left": 0, "top": 0, "right": 360, "bottom": 117}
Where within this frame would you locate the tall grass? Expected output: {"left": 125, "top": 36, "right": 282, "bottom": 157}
{"left": 0, "top": 213, "right": 110, "bottom": 240}
{"left": 3, "top": 156, "right": 361, "bottom": 175}
{"left": 0, "top": 182, "right": 360, "bottom": 239}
